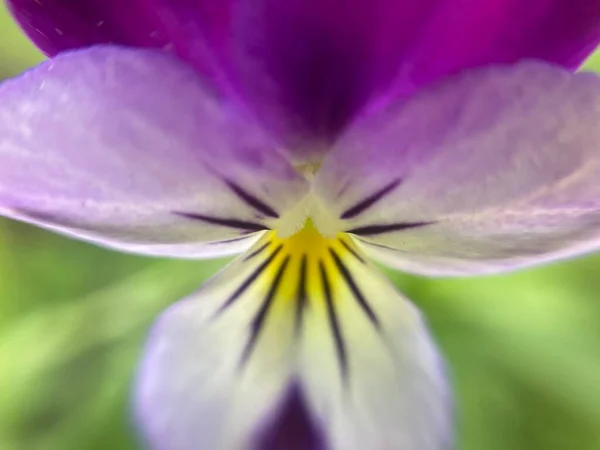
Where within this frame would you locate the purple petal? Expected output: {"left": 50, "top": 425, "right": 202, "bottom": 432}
{"left": 226, "top": 0, "right": 445, "bottom": 156}
{"left": 0, "top": 46, "right": 308, "bottom": 258}
{"left": 229, "top": 0, "right": 600, "bottom": 154}
{"left": 8, "top": 1, "right": 600, "bottom": 157}
{"left": 6, "top": 0, "right": 231, "bottom": 91}
{"left": 315, "top": 61, "right": 600, "bottom": 276}
{"left": 382, "top": 0, "right": 600, "bottom": 104}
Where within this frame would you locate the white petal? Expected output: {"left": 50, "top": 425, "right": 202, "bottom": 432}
{"left": 135, "top": 230, "right": 451, "bottom": 450}
{"left": 135, "top": 236, "right": 298, "bottom": 449}
{"left": 296, "top": 237, "right": 451, "bottom": 450}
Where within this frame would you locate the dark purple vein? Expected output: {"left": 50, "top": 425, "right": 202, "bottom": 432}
{"left": 240, "top": 255, "right": 291, "bottom": 366}
{"left": 319, "top": 260, "right": 348, "bottom": 381}
{"left": 216, "top": 244, "right": 283, "bottom": 314}
{"left": 329, "top": 248, "right": 380, "bottom": 329}
{"left": 225, "top": 179, "right": 279, "bottom": 218}
{"left": 346, "top": 221, "right": 435, "bottom": 236}
{"left": 295, "top": 255, "right": 309, "bottom": 335}
{"left": 174, "top": 211, "right": 268, "bottom": 232}
{"left": 244, "top": 241, "right": 271, "bottom": 260}
{"left": 340, "top": 178, "right": 402, "bottom": 219}
{"left": 339, "top": 238, "right": 365, "bottom": 264}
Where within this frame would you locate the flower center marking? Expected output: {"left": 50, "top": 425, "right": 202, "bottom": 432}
{"left": 219, "top": 220, "right": 381, "bottom": 379}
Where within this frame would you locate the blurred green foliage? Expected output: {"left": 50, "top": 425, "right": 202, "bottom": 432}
{"left": 2, "top": 4, "right": 600, "bottom": 450}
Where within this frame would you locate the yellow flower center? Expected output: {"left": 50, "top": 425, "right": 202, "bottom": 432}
{"left": 258, "top": 219, "right": 361, "bottom": 308}
{"left": 217, "top": 219, "right": 381, "bottom": 377}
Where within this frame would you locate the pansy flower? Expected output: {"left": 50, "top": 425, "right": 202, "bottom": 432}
{"left": 3, "top": 1, "right": 600, "bottom": 449}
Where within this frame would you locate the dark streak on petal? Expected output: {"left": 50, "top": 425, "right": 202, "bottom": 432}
{"left": 216, "top": 244, "right": 283, "bottom": 314}
{"left": 244, "top": 241, "right": 271, "bottom": 260}
{"left": 254, "top": 383, "right": 328, "bottom": 450}
{"left": 319, "top": 260, "right": 348, "bottom": 381}
{"left": 340, "top": 178, "right": 403, "bottom": 219}
{"left": 240, "top": 255, "right": 291, "bottom": 366}
{"left": 353, "top": 238, "right": 398, "bottom": 252}
{"left": 329, "top": 248, "right": 380, "bottom": 329}
{"left": 347, "top": 221, "right": 435, "bottom": 236}
{"left": 207, "top": 235, "right": 254, "bottom": 245}
{"left": 339, "top": 237, "right": 365, "bottom": 264}
{"left": 294, "top": 254, "right": 309, "bottom": 335}
{"left": 225, "top": 179, "right": 279, "bottom": 218}
{"left": 174, "top": 211, "right": 268, "bottom": 232}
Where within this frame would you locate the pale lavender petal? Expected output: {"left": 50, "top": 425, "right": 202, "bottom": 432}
{"left": 315, "top": 62, "right": 600, "bottom": 276}
{"left": 0, "top": 46, "right": 309, "bottom": 258}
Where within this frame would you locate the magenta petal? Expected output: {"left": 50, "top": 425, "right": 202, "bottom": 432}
{"left": 385, "top": 0, "right": 600, "bottom": 103}
{"left": 228, "top": 0, "right": 600, "bottom": 154}
{"left": 225, "top": 0, "right": 443, "bottom": 154}
{"left": 8, "top": 1, "right": 600, "bottom": 156}
{"left": 6, "top": 0, "right": 231, "bottom": 92}
{"left": 8, "top": 0, "right": 445, "bottom": 156}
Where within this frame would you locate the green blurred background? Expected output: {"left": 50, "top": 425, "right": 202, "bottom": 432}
{"left": 2, "top": 4, "right": 600, "bottom": 450}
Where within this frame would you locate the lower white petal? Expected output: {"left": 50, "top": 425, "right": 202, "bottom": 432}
{"left": 135, "top": 229, "right": 451, "bottom": 450}
{"left": 135, "top": 238, "right": 298, "bottom": 449}
{"left": 295, "top": 236, "right": 451, "bottom": 450}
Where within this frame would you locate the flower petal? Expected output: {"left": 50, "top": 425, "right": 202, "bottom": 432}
{"left": 383, "top": 0, "right": 600, "bottom": 104}
{"left": 230, "top": 0, "right": 600, "bottom": 153}
{"left": 226, "top": 0, "right": 444, "bottom": 155}
{"left": 296, "top": 239, "right": 451, "bottom": 450}
{"left": 314, "top": 62, "right": 600, "bottom": 276}
{"left": 8, "top": 1, "right": 600, "bottom": 156}
{"left": 134, "top": 238, "right": 308, "bottom": 449}
{"left": 5, "top": 0, "right": 231, "bottom": 90}
{"left": 135, "top": 232, "right": 450, "bottom": 449}
{"left": 0, "top": 46, "right": 308, "bottom": 258}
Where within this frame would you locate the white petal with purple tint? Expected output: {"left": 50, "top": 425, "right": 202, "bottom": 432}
{"left": 135, "top": 239, "right": 298, "bottom": 449}
{"left": 135, "top": 230, "right": 450, "bottom": 449}
{"left": 296, "top": 238, "right": 451, "bottom": 450}
{"left": 0, "top": 46, "right": 309, "bottom": 258}
{"left": 315, "top": 62, "right": 600, "bottom": 275}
